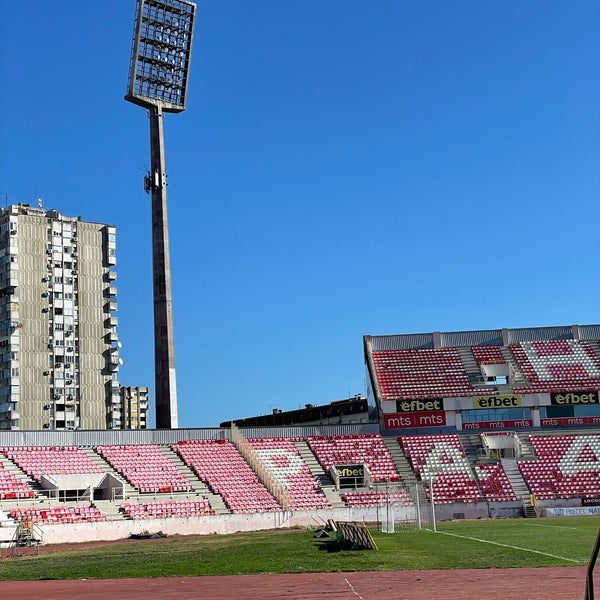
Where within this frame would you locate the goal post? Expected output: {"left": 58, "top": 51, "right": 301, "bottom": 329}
{"left": 374, "top": 481, "right": 432, "bottom": 533}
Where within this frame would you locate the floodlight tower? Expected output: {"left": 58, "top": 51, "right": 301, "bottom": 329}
{"left": 125, "top": 0, "right": 196, "bottom": 428}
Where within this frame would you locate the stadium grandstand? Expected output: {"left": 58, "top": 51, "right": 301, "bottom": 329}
{"left": 1, "top": 323, "right": 600, "bottom": 547}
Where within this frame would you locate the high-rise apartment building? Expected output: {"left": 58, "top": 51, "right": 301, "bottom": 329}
{"left": 121, "top": 386, "right": 149, "bottom": 429}
{"left": 0, "top": 203, "right": 145, "bottom": 431}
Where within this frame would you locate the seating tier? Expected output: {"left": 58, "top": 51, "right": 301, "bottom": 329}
{"left": 373, "top": 348, "right": 485, "bottom": 400}
{"left": 474, "top": 463, "right": 517, "bottom": 502}
{"left": 246, "top": 438, "right": 331, "bottom": 510}
{"left": 96, "top": 444, "right": 191, "bottom": 494}
{"left": 399, "top": 434, "right": 483, "bottom": 503}
{"left": 0, "top": 460, "right": 34, "bottom": 499}
{"left": 518, "top": 434, "right": 600, "bottom": 500}
{"left": 510, "top": 340, "right": 600, "bottom": 393}
{"left": 306, "top": 434, "right": 400, "bottom": 483}
{"left": 2, "top": 446, "right": 103, "bottom": 482}
{"left": 173, "top": 440, "right": 281, "bottom": 514}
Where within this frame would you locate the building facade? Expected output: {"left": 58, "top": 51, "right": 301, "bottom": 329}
{"left": 0, "top": 203, "right": 143, "bottom": 431}
{"left": 221, "top": 395, "right": 374, "bottom": 428}
{"left": 120, "top": 386, "right": 149, "bottom": 429}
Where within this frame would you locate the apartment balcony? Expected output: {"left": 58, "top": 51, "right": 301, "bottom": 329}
{"left": 105, "top": 330, "right": 119, "bottom": 343}
{"left": 105, "top": 316, "right": 118, "bottom": 328}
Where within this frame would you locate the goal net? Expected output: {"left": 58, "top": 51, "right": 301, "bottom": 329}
{"left": 374, "top": 481, "right": 432, "bottom": 533}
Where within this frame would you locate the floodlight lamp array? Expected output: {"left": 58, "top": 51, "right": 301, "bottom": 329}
{"left": 126, "top": 0, "right": 196, "bottom": 112}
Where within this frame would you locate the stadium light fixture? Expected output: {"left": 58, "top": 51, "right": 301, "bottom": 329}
{"left": 126, "top": 0, "right": 196, "bottom": 112}
{"left": 125, "top": 0, "right": 197, "bottom": 429}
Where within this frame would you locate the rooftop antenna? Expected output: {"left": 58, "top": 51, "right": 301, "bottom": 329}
{"left": 125, "top": 0, "right": 197, "bottom": 429}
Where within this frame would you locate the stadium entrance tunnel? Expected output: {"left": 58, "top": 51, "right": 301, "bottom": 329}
{"left": 40, "top": 473, "right": 123, "bottom": 502}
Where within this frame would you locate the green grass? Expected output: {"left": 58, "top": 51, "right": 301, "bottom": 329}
{"left": 0, "top": 517, "right": 596, "bottom": 581}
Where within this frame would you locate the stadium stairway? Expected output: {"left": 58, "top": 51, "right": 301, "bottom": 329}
{"left": 457, "top": 347, "right": 483, "bottom": 384}
{"left": 458, "top": 433, "right": 484, "bottom": 462}
{"left": 293, "top": 441, "right": 345, "bottom": 508}
{"left": 383, "top": 438, "right": 418, "bottom": 489}
{"left": 92, "top": 499, "right": 125, "bottom": 521}
{"left": 158, "top": 446, "right": 229, "bottom": 514}
{"left": 500, "top": 347, "right": 528, "bottom": 386}
{"left": 515, "top": 433, "right": 535, "bottom": 458}
{"left": 500, "top": 458, "right": 530, "bottom": 501}
{"left": 0, "top": 453, "right": 43, "bottom": 500}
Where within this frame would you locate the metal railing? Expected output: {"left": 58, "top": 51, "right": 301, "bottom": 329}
{"left": 585, "top": 528, "right": 600, "bottom": 600}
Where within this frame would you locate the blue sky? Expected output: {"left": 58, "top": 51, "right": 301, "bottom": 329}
{"left": 1, "top": 1, "right": 599, "bottom": 428}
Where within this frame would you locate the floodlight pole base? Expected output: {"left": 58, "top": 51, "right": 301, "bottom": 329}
{"left": 149, "top": 104, "right": 178, "bottom": 429}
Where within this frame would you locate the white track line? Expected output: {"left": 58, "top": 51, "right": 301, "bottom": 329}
{"left": 437, "top": 531, "right": 582, "bottom": 563}
{"left": 344, "top": 577, "right": 366, "bottom": 599}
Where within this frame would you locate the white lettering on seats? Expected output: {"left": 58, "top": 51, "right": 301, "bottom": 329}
{"left": 559, "top": 436, "right": 600, "bottom": 476}
{"left": 422, "top": 442, "right": 473, "bottom": 481}
{"left": 253, "top": 449, "right": 304, "bottom": 487}
{"left": 521, "top": 341, "right": 600, "bottom": 381}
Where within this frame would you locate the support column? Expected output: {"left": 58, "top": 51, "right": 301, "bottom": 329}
{"left": 149, "top": 105, "right": 178, "bottom": 428}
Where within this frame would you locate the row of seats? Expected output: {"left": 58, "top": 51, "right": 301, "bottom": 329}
{"left": 120, "top": 498, "right": 215, "bottom": 519}
{"left": 342, "top": 489, "right": 414, "bottom": 507}
{"left": 9, "top": 504, "right": 107, "bottom": 524}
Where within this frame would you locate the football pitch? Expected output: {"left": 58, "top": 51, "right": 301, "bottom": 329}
{"left": 0, "top": 516, "right": 596, "bottom": 581}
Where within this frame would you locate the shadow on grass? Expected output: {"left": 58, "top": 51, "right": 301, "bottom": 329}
{"left": 316, "top": 538, "right": 366, "bottom": 554}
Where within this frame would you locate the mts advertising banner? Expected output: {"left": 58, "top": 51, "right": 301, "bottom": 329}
{"left": 472, "top": 394, "right": 522, "bottom": 409}
{"left": 384, "top": 411, "right": 446, "bottom": 429}
{"left": 462, "top": 419, "right": 533, "bottom": 430}
{"left": 550, "top": 391, "right": 598, "bottom": 406}
{"left": 541, "top": 416, "right": 600, "bottom": 427}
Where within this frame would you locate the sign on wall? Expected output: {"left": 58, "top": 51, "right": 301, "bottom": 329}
{"left": 383, "top": 411, "right": 446, "bottom": 429}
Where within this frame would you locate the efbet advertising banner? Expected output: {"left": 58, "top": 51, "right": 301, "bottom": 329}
{"left": 395, "top": 399, "right": 443, "bottom": 413}
{"left": 550, "top": 391, "right": 598, "bottom": 406}
{"left": 472, "top": 394, "right": 522, "bottom": 409}
{"left": 332, "top": 464, "right": 365, "bottom": 487}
